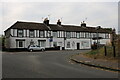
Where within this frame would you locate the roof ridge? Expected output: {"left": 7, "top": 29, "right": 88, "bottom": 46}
{"left": 16, "top": 21, "right": 43, "bottom": 24}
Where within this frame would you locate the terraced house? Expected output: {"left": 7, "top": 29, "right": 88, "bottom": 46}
{"left": 4, "top": 18, "right": 113, "bottom": 50}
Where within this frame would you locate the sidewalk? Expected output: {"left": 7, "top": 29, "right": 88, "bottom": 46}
{"left": 70, "top": 54, "right": 120, "bottom": 72}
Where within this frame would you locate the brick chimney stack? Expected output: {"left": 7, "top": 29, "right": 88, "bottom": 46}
{"left": 43, "top": 18, "right": 49, "bottom": 26}
{"left": 57, "top": 19, "right": 61, "bottom": 25}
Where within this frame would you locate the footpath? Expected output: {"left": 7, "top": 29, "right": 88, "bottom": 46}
{"left": 70, "top": 53, "right": 120, "bottom": 72}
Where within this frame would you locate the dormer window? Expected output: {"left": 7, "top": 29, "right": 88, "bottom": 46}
{"left": 18, "top": 29, "right": 23, "bottom": 37}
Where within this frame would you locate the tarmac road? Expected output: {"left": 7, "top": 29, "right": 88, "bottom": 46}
{"left": 2, "top": 50, "right": 118, "bottom": 78}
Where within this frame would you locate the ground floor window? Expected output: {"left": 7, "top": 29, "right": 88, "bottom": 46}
{"left": 58, "top": 42, "right": 62, "bottom": 46}
{"left": 67, "top": 42, "right": 70, "bottom": 48}
{"left": 53, "top": 42, "right": 57, "bottom": 47}
{"left": 81, "top": 41, "right": 89, "bottom": 48}
{"left": 16, "top": 39, "right": 25, "bottom": 48}
{"left": 38, "top": 40, "right": 46, "bottom": 47}
{"left": 19, "top": 41, "right": 23, "bottom": 47}
{"left": 30, "top": 39, "right": 34, "bottom": 45}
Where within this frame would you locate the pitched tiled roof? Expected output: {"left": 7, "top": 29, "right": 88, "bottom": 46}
{"left": 5, "top": 21, "right": 112, "bottom": 33}
{"left": 49, "top": 24, "right": 64, "bottom": 31}
{"left": 62, "top": 25, "right": 89, "bottom": 32}
{"left": 10, "top": 21, "right": 49, "bottom": 30}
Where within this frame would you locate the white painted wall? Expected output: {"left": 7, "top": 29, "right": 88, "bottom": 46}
{"left": 8, "top": 35, "right": 111, "bottom": 50}
{"left": 65, "top": 38, "right": 91, "bottom": 50}
{"left": 9, "top": 37, "right": 53, "bottom": 48}
{"left": 91, "top": 39, "right": 110, "bottom": 45}
{"left": 7, "top": 29, "right": 111, "bottom": 50}
{"left": 27, "top": 30, "right": 29, "bottom": 37}
{"left": 14, "top": 29, "right": 17, "bottom": 36}
{"left": 24, "top": 30, "right": 26, "bottom": 37}
{"left": 11, "top": 29, "right": 13, "bottom": 36}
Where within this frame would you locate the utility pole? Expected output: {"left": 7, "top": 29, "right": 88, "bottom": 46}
{"left": 112, "top": 29, "right": 116, "bottom": 57}
{"left": 64, "top": 31, "right": 66, "bottom": 50}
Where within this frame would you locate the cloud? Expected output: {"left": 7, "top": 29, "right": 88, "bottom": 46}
{"left": 1, "top": 2, "right": 118, "bottom": 34}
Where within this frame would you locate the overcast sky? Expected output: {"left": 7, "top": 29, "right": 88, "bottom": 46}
{"left": 0, "top": 0, "right": 119, "bottom": 35}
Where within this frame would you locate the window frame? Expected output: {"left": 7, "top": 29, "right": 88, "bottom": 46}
{"left": 76, "top": 32, "right": 80, "bottom": 39}
{"left": 66, "top": 32, "right": 71, "bottom": 39}
{"left": 53, "top": 42, "right": 57, "bottom": 47}
{"left": 39, "top": 30, "right": 44, "bottom": 38}
{"left": 80, "top": 32, "right": 84, "bottom": 38}
{"left": 66, "top": 42, "right": 71, "bottom": 48}
{"left": 29, "top": 30, "right": 35, "bottom": 38}
{"left": 53, "top": 31, "right": 58, "bottom": 38}
{"left": 17, "top": 29, "right": 23, "bottom": 37}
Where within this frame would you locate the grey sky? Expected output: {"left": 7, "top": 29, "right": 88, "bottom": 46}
{"left": 0, "top": 1, "right": 118, "bottom": 35}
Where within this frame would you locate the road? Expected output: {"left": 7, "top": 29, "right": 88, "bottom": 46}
{"left": 2, "top": 50, "right": 118, "bottom": 78}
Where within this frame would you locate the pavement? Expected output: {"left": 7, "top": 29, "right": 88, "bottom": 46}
{"left": 70, "top": 53, "right": 120, "bottom": 72}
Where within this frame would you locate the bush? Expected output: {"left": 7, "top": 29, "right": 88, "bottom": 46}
{"left": 91, "top": 44, "right": 97, "bottom": 50}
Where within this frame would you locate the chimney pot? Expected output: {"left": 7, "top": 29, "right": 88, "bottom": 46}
{"left": 81, "top": 21, "right": 86, "bottom": 27}
{"left": 43, "top": 18, "right": 49, "bottom": 25}
{"left": 57, "top": 19, "right": 61, "bottom": 25}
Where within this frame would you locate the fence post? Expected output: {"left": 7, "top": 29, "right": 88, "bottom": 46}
{"left": 113, "top": 46, "right": 116, "bottom": 57}
{"left": 104, "top": 46, "right": 107, "bottom": 56}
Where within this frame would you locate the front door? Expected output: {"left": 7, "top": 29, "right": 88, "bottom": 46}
{"left": 77, "top": 43, "right": 80, "bottom": 50}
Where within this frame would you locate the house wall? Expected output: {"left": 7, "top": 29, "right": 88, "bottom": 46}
{"left": 91, "top": 39, "right": 111, "bottom": 45}
{"left": 6, "top": 28, "right": 111, "bottom": 50}
{"left": 9, "top": 37, "right": 52, "bottom": 48}
{"left": 65, "top": 38, "right": 91, "bottom": 50}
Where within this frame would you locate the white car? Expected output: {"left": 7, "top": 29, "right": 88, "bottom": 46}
{"left": 28, "top": 45, "right": 45, "bottom": 52}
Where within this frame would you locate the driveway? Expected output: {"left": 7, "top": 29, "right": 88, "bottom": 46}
{"left": 2, "top": 50, "right": 118, "bottom": 78}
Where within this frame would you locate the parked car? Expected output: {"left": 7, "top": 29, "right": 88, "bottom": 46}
{"left": 28, "top": 45, "right": 45, "bottom": 52}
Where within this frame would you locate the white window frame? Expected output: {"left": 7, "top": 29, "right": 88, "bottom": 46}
{"left": 66, "top": 32, "right": 71, "bottom": 39}
{"left": 66, "top": 42, "right": 71, "bottom": 48}
{"left": 53, "top": 31, "right": 57, "bottom": 38}
{"left": 29, "top": 30, "right": 34, "bottom": 37}
{"left": 18, "top": 29, "right": 23, "bottom": 37}
{"left": 76, "top": 32, "right": 80, "bottom": 38}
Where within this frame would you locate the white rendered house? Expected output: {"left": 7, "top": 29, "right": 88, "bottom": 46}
{"left": 4, "top": 19, "right": 112, "bottom": 50}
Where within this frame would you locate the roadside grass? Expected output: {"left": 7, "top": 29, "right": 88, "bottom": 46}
{"left": 82, "top": 41, "right": 119, "bottom": 61}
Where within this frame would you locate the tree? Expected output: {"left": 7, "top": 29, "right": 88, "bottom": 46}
{"left": 0, "top": 35, "right": 5, "bottom": 51}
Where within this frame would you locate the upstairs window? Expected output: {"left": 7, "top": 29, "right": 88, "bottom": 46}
{"left": 93, "top": 33, "right": 96, "bottom": 38}
{"left": 53, "top": 31, "right": 57, "bottom": 38}
{"left": 29, "top": 30, "right": 34, "bottom": 37}
{"left": 18, "top": 29, "right": 23, "bottom": 37}
{"left": 66, "top": 32, "right": 71, "bottom": 39}
{"left": 76, "top": 32, "right": 80, "bottom": 38}
{"left": 85, "top": 32, "right": 89, "bottom": 38}
{"left": 39, "top": 31, "right": 44, "bottom": 37}
{"left": 105, "top": 33, "right": 109, "bottom": 39}
{"left": 81, "top": 32, "right": 84, "bottom": 38}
